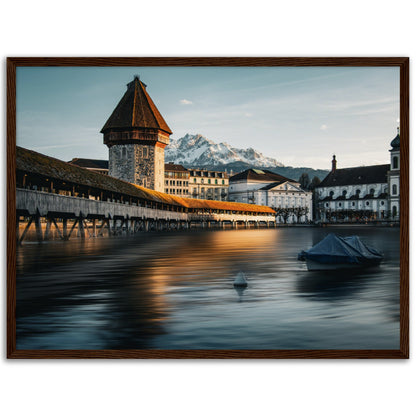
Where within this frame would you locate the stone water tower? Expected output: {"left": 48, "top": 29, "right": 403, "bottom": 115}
{"left": 101, "top": 76, "right": 172, "bottom": 191}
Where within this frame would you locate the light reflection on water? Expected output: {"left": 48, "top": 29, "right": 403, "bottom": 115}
{"left": 16, "top": 227, "right": 400, "bottom": 350}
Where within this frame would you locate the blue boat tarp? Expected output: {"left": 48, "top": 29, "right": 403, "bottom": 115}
{"left": 298, "top": 233, "right": 383, "bottom": 265}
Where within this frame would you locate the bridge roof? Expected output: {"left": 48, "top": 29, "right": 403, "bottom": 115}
{"left": 134, "top": 185, "right": 275, "bottom": 213}
{"left": 17, "top": 147, "right": 275, "bottom": 214}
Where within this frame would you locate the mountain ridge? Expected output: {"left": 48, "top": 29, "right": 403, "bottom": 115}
{"left": 165, "top": 133, "right": 329, "bottom": 181}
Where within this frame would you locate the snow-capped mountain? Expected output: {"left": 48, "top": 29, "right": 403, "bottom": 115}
{"left": 165, "top": 133, "right": 284, "bottom": 169}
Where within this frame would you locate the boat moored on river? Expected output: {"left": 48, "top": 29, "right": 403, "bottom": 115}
{"left": 298, "top": 233, "right": 383, "bottom": 271}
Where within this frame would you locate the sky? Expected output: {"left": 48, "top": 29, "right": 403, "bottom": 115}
{"left": 16, "top": 66, "right": 399, "bottom": 170}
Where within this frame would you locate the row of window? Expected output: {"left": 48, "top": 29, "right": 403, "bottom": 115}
{"left": 165, "top": 180, "right": 189, "bottom": 186}
{"left": 190, "top": 171, "right": 226, "bottom": 178}
{"left": 165, "top": 188, "right": 189, "bottom": 195}
{"left": 192, "top": 187, "right": 226, "bottom": 194}
{"left": 324, "top": 200, "right": 385, "bottom": 208}
{"left": 193, "top": 178, "right": 226, "bottom": 185}
{"left": 165, "top": 171, "right": 189, "bottom": 178}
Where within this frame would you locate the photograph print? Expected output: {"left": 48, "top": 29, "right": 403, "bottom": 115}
{"left": 8, "top": 58, "right": 409, "bottom": 358}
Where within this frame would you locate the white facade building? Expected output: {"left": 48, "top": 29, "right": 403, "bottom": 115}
{"left": 316, "top": 130, "right": 400, "bottom": 223}
{"left": 228, "top": 169, "right": 313, "bottom": 223}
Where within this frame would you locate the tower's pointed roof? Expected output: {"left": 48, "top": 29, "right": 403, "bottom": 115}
{"left": 101, "top": 76, "right": 172, "bottom": 134}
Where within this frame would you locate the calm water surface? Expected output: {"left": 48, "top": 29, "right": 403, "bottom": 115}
{"left": 16, "top": 227, "right": 400, "bottom": 349}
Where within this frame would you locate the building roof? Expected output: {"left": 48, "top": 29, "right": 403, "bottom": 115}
{"left": 101, "top": 76, "right": 172, "bottom": 135}
{"left": 69, "top": 158, "right": 109, "bottom": 170}
{"left": 230, "top": 169, "right": 296, "bottom": 183}
{"left": 316, "top": 164, "right": 389, "bottom": 188}
{"left": 17, "top": 147, "right": 274, "bottom": 214}
{"left": 164, "top": 163, "right": 188, "bottom": 172}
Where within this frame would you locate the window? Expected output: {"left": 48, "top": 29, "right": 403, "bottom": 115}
{"left": 329, "top": 191, "right": 334, "bottom": 198}
{"left": 392, "top": 184, "right": 397, "bottom": 195}
{"left": 338, "top": 203, "right": 342, "bottom": 207}
{"left": 342, "top": 190, "right": 347, "bottom": 197}
{"left": 393, "top": 156, "right": 398, "bottom": 169}
{"left": 370, "top": 188, "right": 375, "bottom": 195}
{"left": 143, "top": 147, "right": 148, "bottom": 158}
{"left": 215, "top": 179, "right": 218, "bottom": 184}
{"left": 366, "top": 201, "right": 370, "bottom": 206}
{"left": 393, "top": 206, "right": 397, "bottom": 217}
{"left": 222, "top": 180, "right": 225, "bottom": 184}
{"left": 122, "top": 147, "right": 127, "bottom": 159}
{"left": 208, "top": 179, "right": 211, "bottom": 184}
{"left": 381, "top": 201, "right": 385, "bottom": 206}
{"left": 193, "top": 178, "right": 196, "bottom": 183}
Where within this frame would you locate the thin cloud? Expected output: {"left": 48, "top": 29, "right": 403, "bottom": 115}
{"left": 180, "top": 99, "right": 193, "bottom": 105}
{"left": 320, "top": 124, "right": 328, "bottom": 131}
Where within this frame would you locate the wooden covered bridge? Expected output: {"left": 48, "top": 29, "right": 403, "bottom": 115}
{"left": 16, "top": 147, "right": 277, "bottom": 244}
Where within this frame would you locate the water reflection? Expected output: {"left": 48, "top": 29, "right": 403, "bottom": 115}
{"left": 16, "top": 227, "right": 400, "bottom": 350}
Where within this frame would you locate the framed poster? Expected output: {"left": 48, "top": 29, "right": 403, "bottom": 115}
{"left": 7, "top": 57, "right": 409, "bottom": 358}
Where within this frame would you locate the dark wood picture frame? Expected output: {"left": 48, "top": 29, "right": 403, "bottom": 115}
{"left": 7, "top": 57, "right": 409, "bottom": 359}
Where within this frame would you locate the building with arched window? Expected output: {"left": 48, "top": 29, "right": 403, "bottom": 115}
{"left": 315, "top": 130, "right": 400, "bottom": 223}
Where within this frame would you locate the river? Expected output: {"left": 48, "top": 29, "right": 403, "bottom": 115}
{"left": 16, "top": 226, "right": 400, "bottom": 350}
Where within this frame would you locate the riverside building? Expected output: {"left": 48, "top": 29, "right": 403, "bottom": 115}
{"left": 164, "top": 163, "right": 190, "bottom": 197}
{"left": 315, "top": 130, "right": 400, "bottom": 223}
{"left": 228, "top": 169, "right": 313, "bottom": 223}
{"left": 189, "top": 169, "right": 229, "bottom": 201}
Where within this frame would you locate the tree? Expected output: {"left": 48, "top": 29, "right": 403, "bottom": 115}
{"left": 309, "top": 176, "right": 321, "bottom": 190}
{"left": 293, "top": 207, "right": 309, "bottom": 223}
{"left": 298, "top": 173, "right": 310, "bottom": 190}
{"left": 274, "top": 207, "right": 294, "bottom": 224}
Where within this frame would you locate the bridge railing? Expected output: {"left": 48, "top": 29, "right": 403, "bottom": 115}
{"left": 16, "top": 189, "right": 188, "bottom": 221}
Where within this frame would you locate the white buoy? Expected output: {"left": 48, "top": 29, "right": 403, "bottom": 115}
{"left": 233, "top": 272, "right": 248, "bottom": 287}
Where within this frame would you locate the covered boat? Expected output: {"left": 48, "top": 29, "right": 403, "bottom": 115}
{"left": 298, "top": 233, "right": 383, "bottom": 271}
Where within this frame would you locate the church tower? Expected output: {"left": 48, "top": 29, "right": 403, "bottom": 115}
{"left": 388, "top": 128, "right": 400, "bottom": 221}
{"left": 101, "top": 76, "right": 172, "bottom": 191}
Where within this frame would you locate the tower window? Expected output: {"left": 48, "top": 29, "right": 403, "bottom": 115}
{"left": 393, "top": 156, "right": 398, "bottom": 169}
{"left": 392, "top": 184, "right": 397, "bottom": 195}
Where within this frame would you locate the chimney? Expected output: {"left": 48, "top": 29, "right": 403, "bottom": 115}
{"left": 332, "top": 155, "right": 337, "bottom": 173}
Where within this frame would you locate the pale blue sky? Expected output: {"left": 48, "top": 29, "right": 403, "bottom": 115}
{"left": 16, "top": 66, "right": 399, "bottom": 170}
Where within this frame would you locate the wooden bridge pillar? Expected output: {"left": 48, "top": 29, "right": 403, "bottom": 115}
{"left": 92, "top": 219, "right": 97, "bottom": 237}
{"left": 62, "top": 218, "right": 68, "bottom": 240}
{"left": 34, "top": 215, "right": 43, "bottom": 242}
{"left": 79, "top": 217, "right": 85, "bottom": 239}
{"left": 44, "top": 218, "right": 52, "bottom": 240}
